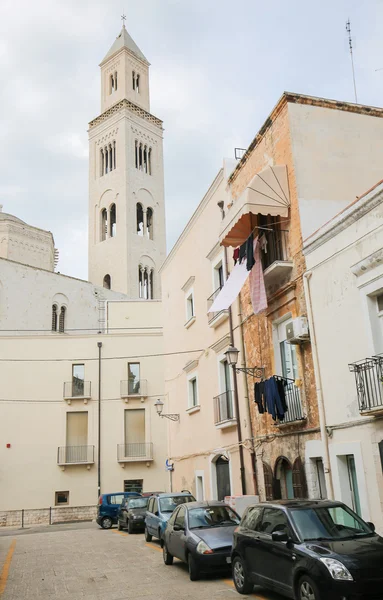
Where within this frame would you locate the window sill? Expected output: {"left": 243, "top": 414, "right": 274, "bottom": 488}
{"left": 274, "top": 417, "right": 306, "bottom": 429}
{"left": 184, "top": 316, "right": 196, "bottom": 329}
{"left": 215, "top": 419, "right": 237, "bottom": 430}
{"left": 186, "top": 405, "right": 201, "bottom": 415}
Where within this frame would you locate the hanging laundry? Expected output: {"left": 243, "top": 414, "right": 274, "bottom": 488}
{"left": 259, "top": 233, "right": 268, "bottom": 254}
{"left": 239, "top": 241, "right": 247, "bottom": 264}
{"left": 249, "top": 238, "right": 268, "bottom": 315}
{"left": 246, "top": 232, "right": 255, "bottom": 271}
{"left": 275, "top": 378, "right": 288, "bottom": 413}
{"left": 263, "top": 377, "right": 285, "bottom": 421}
{"left": 208, "top": 260, "right": 249, "bottom": 313}
{"left": 254, "top": 381, "right": 265, "bottom": 414}
{"left": 233, "top": 247, "right": 240, "bottom": 265}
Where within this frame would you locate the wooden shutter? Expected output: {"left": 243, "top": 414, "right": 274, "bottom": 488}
{"left": 263, "top": 462, "right": 274, "bottom": 501}
{"left": 292, "top": 456, "right": 308, "bottom": 499}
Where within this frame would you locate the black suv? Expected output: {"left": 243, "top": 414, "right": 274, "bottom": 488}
{"left": 231, "top": 499, "right": 383, "bottom": 600}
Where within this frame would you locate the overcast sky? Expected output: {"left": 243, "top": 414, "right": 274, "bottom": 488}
{"left": 0, "top": 0, "right": 382, "bottom": 280}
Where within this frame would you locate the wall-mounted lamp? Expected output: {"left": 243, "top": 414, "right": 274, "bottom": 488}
{"left": 154, "top": 399, "right": 180, "bottom": 422}
{"left": 224, "top": 346, "right": 265, "bottom": 379}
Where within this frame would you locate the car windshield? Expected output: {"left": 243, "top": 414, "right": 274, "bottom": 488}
{"left": 159, "top": 495, "right": 195, "bottom": 513}
{"left": 290, "top": 505, "right": 373, "bottom": 541}
{"left": 128, "top": 498, "right": 148, "bottom": 509}
{"left": 189, "top": 506, "right": 240, "bottom": 529}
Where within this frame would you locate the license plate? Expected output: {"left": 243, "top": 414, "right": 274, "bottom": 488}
{"left": 226, "top": 557, "right": 232, "bottom": 564}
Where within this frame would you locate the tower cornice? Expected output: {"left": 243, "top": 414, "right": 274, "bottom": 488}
{"left": 89, "top": 98, "right": 163, "bottom": 130}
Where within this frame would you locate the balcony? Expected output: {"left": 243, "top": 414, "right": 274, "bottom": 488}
{"left": 120, "top": 379, "right": 148, "bottom": 402}
{"left": 349, "top": 355, "right": 383, "bottom": 416}
{"left": 214, "top": 391, "right": 237, "bottom": 429}
{"left": 63, "top": 381, "right": 91, "bottom": 404}
{"left": 57, "top": 445, "right": 95, "bottom": 467}
{"left": 279, "top": 379, "right": 305, "bottom": 425}
{"left": 117, "top": 442, "right": 153, "bottom": 464}
{"left": 207, "top": 287, "right": 229, "bottom": 328}
{"left": 261, "top": 229, "right": 293, "bottom": 289}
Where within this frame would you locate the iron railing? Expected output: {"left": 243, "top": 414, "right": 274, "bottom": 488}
{"left": 63, "top": 380, "right": 91, "bottom": 399}
{"left": 57, "top": 445, "right": 95, "bottom": 465}
{"left": 117, "top": 442, "right": 153, "bottom": 461}
{"left": 349, "top": 355, "right": 383, "bottom": 413}
{"left": 120, "top": 379, "right": 148, "bottom": 397}
{"left": 214, "top": 391, "right": 235, "bottom": 425}
{"left": 207, "top": 286, "right": 229, "bottom": 324}
{"left": 260, "top": 229, "right": 289, "bottom": 271}
{"left": 279, "top": 378, "right": 304, "bottom": 424}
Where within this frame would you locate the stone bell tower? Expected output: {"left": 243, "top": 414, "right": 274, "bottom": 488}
{"left": 88, "top": 22, "right": 166, "bottom": 299}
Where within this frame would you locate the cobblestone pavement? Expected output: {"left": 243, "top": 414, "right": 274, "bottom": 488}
{"left": 0, "top": 523, "right": 285, "bottom": 600}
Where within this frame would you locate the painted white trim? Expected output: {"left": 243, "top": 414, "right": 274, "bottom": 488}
{"left": 186, "top": 372, "right": 199, "bottom": 410}
{"left": 186, "top": 405, "right": 201, "bottom": 415}
{"left": 195, "top": 470, "right": 205, "bottom": 501}
{"left": 209, "top": 450, "right": 233, "bottom": 501}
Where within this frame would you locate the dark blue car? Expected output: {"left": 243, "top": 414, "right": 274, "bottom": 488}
{"left": 97, "top": 492, "right": 141, "bottom": 529}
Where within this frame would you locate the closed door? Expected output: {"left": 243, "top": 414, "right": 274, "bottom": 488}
{"left": 216, "top": 456, "right": 231, "bottom": 501}
{"left": 66, "top": 412, "right": 87, "bottom": 462}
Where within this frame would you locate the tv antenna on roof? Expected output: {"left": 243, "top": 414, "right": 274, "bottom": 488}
{"left": 346, "top": 19, "right": 358, "bottom": 104}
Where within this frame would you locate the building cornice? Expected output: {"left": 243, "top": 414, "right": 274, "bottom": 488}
{"left": 89, "top": 98, "right": 162, "bottom": 130}
{"left": 181, "top": 276, "right": 195, "bottom": 292}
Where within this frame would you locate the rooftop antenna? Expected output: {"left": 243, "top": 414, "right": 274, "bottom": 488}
{"left": 346, "top": 19, "right": 358, "bottom": 103}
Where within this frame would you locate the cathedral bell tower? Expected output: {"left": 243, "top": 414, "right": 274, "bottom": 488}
{"left": 88, "top": 22, "right": 166, "bottom": 299}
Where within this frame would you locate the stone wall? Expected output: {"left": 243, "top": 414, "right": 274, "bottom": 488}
{"left": 0, "top": 505, "right": 97, "bottom": 528}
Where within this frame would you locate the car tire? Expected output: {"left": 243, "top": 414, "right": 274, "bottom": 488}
{"left": 298, "top": 575, "right": 321, "bottom": 600}
{"left": 101, "top": 516, "right": 113, "bottom": 530}
{"left": 188, "top": 553, "right": 200, "bottom": 581}
{"left": 163, "top": 544, "right": 174, "bottom": 565}
{"left": 128, "top": 520, "right": 133, "bottom": 534}
{"left": 144, "top": 527, "right": 152, "bottom": 542}
{"left": 232, "top": 556, "right": 253, "bottom": 595}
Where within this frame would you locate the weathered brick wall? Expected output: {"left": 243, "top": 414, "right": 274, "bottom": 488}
{"left": 0, "top": 505, "right": 97, "bottom": 528}
{"left": 229, "top": 100, "right": 320, "bottom": 497}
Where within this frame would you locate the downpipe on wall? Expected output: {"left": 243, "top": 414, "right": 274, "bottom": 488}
{"left": 97, "top": 341, "right": 102, "bottom": 499}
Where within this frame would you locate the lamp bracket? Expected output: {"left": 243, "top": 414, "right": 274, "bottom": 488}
{"left": 234, "top": 366, "right": 265, "bottom": 379}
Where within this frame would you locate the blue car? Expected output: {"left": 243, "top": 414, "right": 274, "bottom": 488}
{"left": 145, "top": 492, "right": 195, "bottom": 543}
{"left": 97, "top": 492, "right": 141, "bottom": 529}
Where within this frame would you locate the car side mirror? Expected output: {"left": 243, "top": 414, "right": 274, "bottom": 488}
{"left": 367, "top": 522, "right": 375, "bottom": 532}
{"left": 154, "top": 511, "right": 159, "bottom": 517}
{"left": 272, "top": 531, "right": 289, "bottom": 542}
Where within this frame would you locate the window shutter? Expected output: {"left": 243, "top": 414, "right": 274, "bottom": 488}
{"left": 292, "top": 456, "right": 308, "bottom": 499}
{"left": 262, "top": 462, "right": 274, "bottom": 501}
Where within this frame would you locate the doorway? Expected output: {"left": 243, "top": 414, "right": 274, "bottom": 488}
{"left": 216, "top": 456, "right": 231, "bottom": 501}
{"left": 274, "top": 457, "right": 294, "bottom": 500}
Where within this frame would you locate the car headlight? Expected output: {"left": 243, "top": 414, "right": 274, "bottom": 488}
{"left": 196, "top": 541, "right": 213, "bottom": 555}
{"left": 320, "top": 558, "right": 353, "bottom": 581}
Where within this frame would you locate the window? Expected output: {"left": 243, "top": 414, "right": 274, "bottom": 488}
{"left": 147, "top": 207, "right": 153, "bottom": 240}
{"left": 110, "top": 72, "right": 118, "bottom": 94}
{"left": 148, "top": 148, "right": 152, "bottom": 175}
{"left": 347, "top": 455, "right": 362, "bottom": 516}
{"left": 213, "top": 260, "right": 225, "bottom": 292}
{"left": 136, "top": 203, "right": 144, "bottom": 235}
{"left": 100, "top": 141, "right": 116, "bottom": 176}
{"left": 134, "top": 140, "right": 152, "bottom": 174}
{"left": 103, "top": 274, "right": 111, "bottom": 290}
{"left": 153, "top": 498, "right": 159, "bottom": 515}
{"left": 101, "top": 209, "right": 108, "bottom": 241}
{"left": 132, "top": 70, "right": 136, "bottom": 90}
{"left": 188, "top": 376, "right": 198, "bottom": 408}
{"left": 242, "top": 506, "right": 263, "bottom": 531}
{"left": 52, "top": 304, "right": 58, "bottom": 331}
{"left": 186, "top": 292, "right": 194, "bottom": 322}
{"left": 139, "top": 266, "right": 154, "bottom": 300}
{"left": 55, "top": 491, "right": 69, "bottom": 506}
{"left": 147, "top": 498, "right": 154, "bottom": 513}
{"left": 59, "top": 306, "right": 66, "bottom": 333}
{"left": 377, "top": 293, "right": 383, "bottom": 314}
{"left": 136, "top": 73, "right": 140, "bottom": 93}
{"left": 290, "top": 504, "right": 371, "bottom": 541}
{"left": 188, "top": 506, "right": 239, "bottom": 529}
{"left": 110, "top": 204, "right": 116, "bottom": 237}
{"left": 259, "top": 508, "right": 290, "bottom": 535}
{"left": 174, "top": 506, "right": 186, "bottom": 529}
{"left": 66, "top": 412, "right": 88, "bottom": 462}
{"left": 109, "top": 494, "right": 125, "bottom": 505}
{"left": 128, "top": 363, "right": 140, "bottom": 394}
{"left": 72, "top": 364, "right": 85, "bottom": 397}
{"left": 124, "top": 409, "right": 145, "bottom": 452}
{"left": 124, "top": 479, "right": 143, "bottom": 493}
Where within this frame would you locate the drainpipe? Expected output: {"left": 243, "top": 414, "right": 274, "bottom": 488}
{"left": 97, "top": 341, "right": 102, "bottom": 499}
{"left": 303, "top": 272, "right": 334, "bottom": 499}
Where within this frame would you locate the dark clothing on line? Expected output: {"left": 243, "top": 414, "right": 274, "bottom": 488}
{"left": 246, "top": 232, "right": 255, "bottom": 271}
{"left": 239, "top": 242, "right": 247, "bottom": 264}
{"left": 254, "top": 381, "right": 265, "bottom": 414}
{"left": 264, "top": 377, "right": 285, "bottom": 421}
{"left": 276, "top": 378, "right": 288, "bottom": 413}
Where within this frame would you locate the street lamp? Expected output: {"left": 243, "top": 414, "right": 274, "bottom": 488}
{"left": 154, "top": 399, "right": 180, "bottom": 422}
{"left": 224, "top": 345, "right": 240, "bottom": 367}
{"left": 224, "top": 346, "right": 265, "bottom": 379}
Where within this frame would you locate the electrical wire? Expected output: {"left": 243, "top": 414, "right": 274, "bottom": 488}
{"left": 0, "top": 348, "right": 205, "bottom": 362}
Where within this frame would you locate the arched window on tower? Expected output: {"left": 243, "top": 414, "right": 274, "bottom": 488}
{"left": 148, "top": 148, "right": 152, "bottom": 175}
{"left": 143, "top": 268, "right": 149, "bottom": 299}
{"left": 136, "top": 203, "right": 144, "bottom": 236}
{"left": 135, "top": 140, "right": 138, "bottom": 168}
{"left": 108, "top": 144, "right": 113, "bottom": 172}
{"left": 110, "top": 73, "right": 115, "bottom": 93}
{"left": 110, "top": 204, "right": 116, "bottom": 237}
{"left": 113, "top": 141, "right": 116, "bottom": 169}
{"left": 101, "top": 209, "right": 108, "bottom": 241}
{"left": 149, "top": 269, "right": 154, "bottom": 299}
{"left": 114, "top": 71, "right": 118, "bottom": 91}
{"left": 59, "top": 306, "right": 66, "bottom": 333}
{"left": 139, "top": 143, "right": 143, "bottom": 170}
{"left": 136, "top": 74, "right": 140, "bottom": 93}
{"left": 105, "top": 146, "right": 109, "bottom": 174}
{"left": 100, "top": 149, "right": 104, "bottom": 177}
{"left": 103, "top": 274, "right": 111, "bottom": 290}
{"left": 52, "top": 304, "right": 58, "bottom": 332}
{"left": 138, "top": 266, "right": 143, "bottom": 298}
{"left": 143, "top": 146, "right": 148, "bottom": 173}
{"left": 147, "top": 207, "right": 153, "bottom": 240}
{"left": 132, "top": 71, "right": 136, "bottom": 90}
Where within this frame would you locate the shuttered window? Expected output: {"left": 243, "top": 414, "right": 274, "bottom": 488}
{"left": 292, "top": 456, "right": 308, "bottom": 499}
{"left": 124, "top": 409, "right": 145, "bottom": 445}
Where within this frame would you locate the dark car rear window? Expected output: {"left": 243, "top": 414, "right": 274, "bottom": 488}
{"left": 128, "top": 498, "right": 148, "bottom": 509}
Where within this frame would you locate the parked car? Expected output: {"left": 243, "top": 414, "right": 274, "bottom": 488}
{"left": 231, "top": 499, "right": 382, "bottom": 600}
{"left": 97, "top": 492, "right": 141, "bottom": 529}
{"left": 118, "top": 496, "right": 149, "bottom": 533}
{"left": 142, "top": 491, "right": 164, "bottom": 497}
{"left": 145, "top": 492, "right": 195, "bottom": 542}
{"left": 162, "top": 501, "right": 240, "bottom": 580}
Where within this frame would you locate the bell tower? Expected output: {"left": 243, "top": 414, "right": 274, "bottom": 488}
{"left": 88, "top": 22, "right": 166, "bottom": 299}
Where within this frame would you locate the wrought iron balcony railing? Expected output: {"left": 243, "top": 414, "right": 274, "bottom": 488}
{"left": 117, "top": 442, "right": 153, "bottom": 462}
{"left": 63, "top": 381, "right": 91, "bottom": 399}
{"left": 207, "top": 286, "right": 229, "bottom": 326}
{"left": 260, "top": 229, "right": 290, "bottom": 271}
{"left": 214, "top": 391, "right": 235, "bottom": 425}
{"left": 120, "top": 379, "right": 148, "bottom": 398}
{"left": 57, "top": 445, "right": 95, "bottom": 465}
{"left": 281, "top": 379, "right": 304, "bottom": 424}
{"left": 349, "top": 355, "right": 383, "bottom": 414}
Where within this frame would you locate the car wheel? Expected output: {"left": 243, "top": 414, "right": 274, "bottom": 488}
{"left": 232, "top": 556, "right": 253, "bottom": 595}
{"left": 128, "top": 520, "right": 133, "bottom": 534}
{"left": 188, "top": 553, "right": 200, "bottom": 581}
{"left": 298, "top": 575, "right": 321, "bottom": 600}
{"left": 163, "top": 544, "right": 174, "bottom": 565}
{"left": 101, "top": 516, "right": 113, "bottom": 530}
{"left": 144, "top": 527, "right": 152, "bottom": 542}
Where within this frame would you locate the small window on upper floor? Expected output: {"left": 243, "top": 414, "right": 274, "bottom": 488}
{"left": 132, "top": 71, "right": 140, "bottom": 92}
{"left": 188, "top": 376, "right": 199, "bottom": 409}
{"left": 377, "top": 293, "right": 383, "bottom": 314}
{"left": 186, "top": 291, "right": 195, "bottom": 323}
{"left": 147, "top": 207, "right": 153, "bottom": 240}
{"left": 136, "top": 74, "right": 140, "bottom": 93}
{"left": 59, "top": 306, "right": 66, "bottom": 333}
{"left": 103, "top": 274, "right": 111, "bottom": 290}
{"left": 110, "top": 204, "right": 116, "bottom": 237}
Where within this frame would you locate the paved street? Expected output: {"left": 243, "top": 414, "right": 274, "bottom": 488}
{"left": 0, "top": 522, "right": 285, "bottom": 600}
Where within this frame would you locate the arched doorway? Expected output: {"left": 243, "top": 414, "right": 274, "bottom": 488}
{"left": 216, "top": 455, "right": 231, "bottom": 500}
{"left": 274, "top": 457, "right": 294, "bottom": 500}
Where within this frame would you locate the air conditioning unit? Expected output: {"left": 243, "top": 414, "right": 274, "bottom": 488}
{"left": 286, "top": 317, "right": 310, "bottom": 344}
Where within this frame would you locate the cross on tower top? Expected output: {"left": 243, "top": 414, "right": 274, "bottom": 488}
{"left": 121, "top": 13, "right": 126, "bottom": 27}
